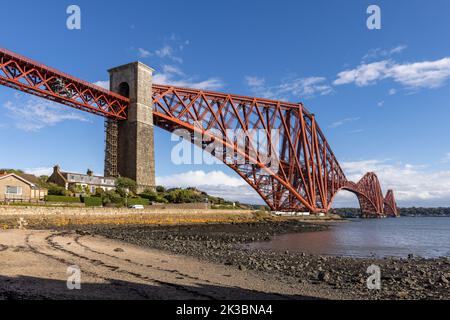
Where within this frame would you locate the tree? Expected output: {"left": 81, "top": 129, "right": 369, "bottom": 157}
{"left": 47, "top": 183, "right": 69, "bottom": 196}
{"left": 101, "top": 190, "right": 124, "bottom": 207}
{"left": 156, "top": 185, "right": 166, "bottom": 193}
{"left": 116, "top": 177, "right": 137, "bottom": 195}
{"left": 36, "top": 175, "right": 49, "bottom": 188}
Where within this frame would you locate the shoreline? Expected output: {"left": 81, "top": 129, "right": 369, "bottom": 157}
{"left": 1, "top": 213, "right": 449, "bottom": 299}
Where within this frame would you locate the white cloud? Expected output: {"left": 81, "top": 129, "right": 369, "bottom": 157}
{"left": 390, "top": 45, "right": 407, "bottom": 55}
{"left": 162, "top": 65, "right": 185, "bottom": 76}
{"left": 388, "top": 88, "right": 397, "bottom": 95}
{"left": 329, "top": 117, "right": 360, "bottom": 128}
{"left": 93, "top": 65, "right": 224, "bottom": 92}
{"left": 155, "top": 45, "right": 183, "bottom": 63}
{"left": 157, "top": 170, "right": 246, "bottom": 187}
{"left": 245, "top": 75, "right": 333, "bottom": 100}
{"left": 25, "top": 167, "right": 53, "bottom": 177}
{"left": 441, "top": 152, "right": 450, "bottom": 163}
{"left": 136, "top": 34, "right": 189, "bottom": 63}
{"left": 153, "top": 65, "right": 224, "bottom": 90}
{"left": 155, "top": 45, "right": 173, "bottom": 58}
{"left": 334, "top": 57, "right": 450, "bottom": 89}
{"left": 334, "top": 159, "right": 450, "bottom": 207}
{"left": 377, "top": 101, "right": 385, "bottom": 107}
{"left": 3, "top": 97, "right": 91, "bottom": 132}
{"left": 388, "top": 57, "right": 450, "bottom": 88}
{"left": 156, "top": 170, "right": 263, "bottom": 203}
{"left": 245, "top": 76, "right": 265, "bottom": 87}
{"left": 93, "top": 80, "right": 110, "bottom": 90}
{"left": 138, "top": 48, "right": 152, "bottom": 58}
{"left": 362, "top": 45, "right": 407, "bottom": 62}
{"left": 334, "top": 60, "right": 390, "bottom": 86}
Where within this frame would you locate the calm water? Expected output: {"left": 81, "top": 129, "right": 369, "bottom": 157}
{"left": 247, "top": 217, "right": 450, "bottom": 258}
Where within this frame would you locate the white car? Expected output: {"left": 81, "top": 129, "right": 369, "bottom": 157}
{"left": 129, "top": 204, "right": 144, "bottom": 210}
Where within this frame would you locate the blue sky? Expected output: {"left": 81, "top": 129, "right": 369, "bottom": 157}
{"left": 1, "top": 0, "right": 450, "bottom": 207}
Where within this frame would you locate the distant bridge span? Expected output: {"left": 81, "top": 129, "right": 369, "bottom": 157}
{"left": 0, "top": 47, "right": 398, "bottom": 217}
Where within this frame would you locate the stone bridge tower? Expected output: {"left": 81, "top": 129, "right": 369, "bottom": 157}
{"left": 104, "top": 61, "right": 155, "bottom": 193}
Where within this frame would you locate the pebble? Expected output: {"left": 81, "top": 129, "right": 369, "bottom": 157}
{"left": 69, "top": 220, "right": 449, "bottom": 300}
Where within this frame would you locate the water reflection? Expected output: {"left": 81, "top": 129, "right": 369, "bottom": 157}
{"left": 246, "top": 217, "right": 450, "bottom": 258}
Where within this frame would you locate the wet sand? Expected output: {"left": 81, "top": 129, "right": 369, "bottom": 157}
{"left": 0, "top": 229, "right": 345, "bottom": 300}
{"left": 1, "top": 215, "right": 449, "bottom": 300}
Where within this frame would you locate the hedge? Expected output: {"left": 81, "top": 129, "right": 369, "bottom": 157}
{"left": 127, "top": 198, "right": 150, "bottom": 206}
{"left": 83, "top": 197, "right": 103, "bottom": 207}
{"left": 45, "top": 195, "right": 81, "bottom": 203}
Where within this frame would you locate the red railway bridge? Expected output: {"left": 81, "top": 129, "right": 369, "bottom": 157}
{"left": 0, "top": 47, "right": 398, "bottom": 217}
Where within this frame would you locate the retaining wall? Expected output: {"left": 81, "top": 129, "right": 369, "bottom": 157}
{"left": 0, "top": 205, "right": 253, "bottom": 216}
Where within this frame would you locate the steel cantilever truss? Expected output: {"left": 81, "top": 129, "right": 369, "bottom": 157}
{"left": 151, "top": 85, "right": 398, "bottom": 216}
{"left": 0, "top": 48, "right": 129, "bottom": 119}
{"left": 384, "top": 190, "right": 399, "bottom": 217}
{"left": 0, "top": 48, "right": 399, "bottom": 216}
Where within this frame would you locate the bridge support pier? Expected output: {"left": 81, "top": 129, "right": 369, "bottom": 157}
{"left": 105, "top": 62, "right": 156, "bottom": 193}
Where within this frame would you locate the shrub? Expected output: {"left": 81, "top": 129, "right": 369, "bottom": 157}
{"left": 83, "top": 197, "right": 103, "bottom": 207}
{"left": 139, "top": 190, "right": 158, "bottom": 201}
{"left": 94, "top": 188, "right": 104, "bottom": 197}
{"left": 47, "top": 183, "right": 70, "bottom": 196}
{"left": 116, "top": 177, "right": 137, "bottom": 195}
{"left": 101, "top": 191, "right": 124, "bottom": 207}
{"left": 45, "top": 195, "right": 81, "bottom": 203}
{"left": 163, "top": 188, "right": 206, "bottom": 203}
{"left": 156, "top": 185, "right": 166, "bottom": 193}
{"left": 127, "top": 198, "right": 150, "bottom": 206}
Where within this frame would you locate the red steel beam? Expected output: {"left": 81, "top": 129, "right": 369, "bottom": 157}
{"left": 384, "top": 189, "right": 399, "bottom": 217}
{"left": 0, "top": 48, "right": 129, "bottom": 119}
{"left": 0, "top": 48, "right": 396, "bottom": 216}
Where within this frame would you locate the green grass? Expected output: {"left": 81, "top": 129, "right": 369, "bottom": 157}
{"left": 83, "top": 197, "right": 103, "bottom": 207}
{"left": 127, "top": 198, "right": 150, "bottom": 206}
{"left": 45, "top": 195, "right": 81, "bottom": 203}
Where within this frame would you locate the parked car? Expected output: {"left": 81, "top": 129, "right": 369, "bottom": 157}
{"left": 129, "top": 204, "right": 144, "bottom": 210}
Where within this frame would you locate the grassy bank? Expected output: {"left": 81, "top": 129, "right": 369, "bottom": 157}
{"left": 0, "top": 210, "right": 342, "bottom": 230}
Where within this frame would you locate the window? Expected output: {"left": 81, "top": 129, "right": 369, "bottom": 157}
{"left": 6, "top": 186, "right": 22, "bottom": 195}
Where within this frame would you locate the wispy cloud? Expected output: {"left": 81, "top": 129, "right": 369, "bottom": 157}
{"left": 337, "top": 159, "right": 450, "bottom": 206}
{"left": 138, "top": 37, "right": 186, "bottom": 64}
{"left": 362, "top": 45, "right": 407, "bottom": 62}
{"left": 388, "top": 88, "right": 397, "bottom": 95}
{"left": 3, "top": 96, "right": 90, "bottom": 132}
{"left": 157, "top": 170, "right": 246, "bottom": 187}
{"left": 25, "top": 167, "right": 53, "bottom": 177}
{"left": 329, "top": 117, "right": 360, "bottom": 128}
{"left": 93, "top": 64, "right": 224, "bottom": 92}
{"left": 334, "top": 57, "right": 450, "bottom": 89}
{"left": 93, "top": 80, "right": 110, "bottom": 90}
{"left": 153, "top": 64, "right": 224, "bottom": 90}
{"left": 138, "top": 48, "right": 152, "bottom": 58}
{"left": 245, "top": 75, "right": 333, "bottom": 100}
{"left": 441, "top": 152, "right": 450, "bottom": 163}
{"left": 156, "top": 170, "right": 263, "bottom": 204}
{"left": 334, "top": 60, "right": 390, "bottom": 87}
{"left": 155, "top": 45, "right": 173, "bottom": 58}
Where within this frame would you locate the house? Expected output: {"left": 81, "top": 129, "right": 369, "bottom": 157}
{"left": 0, "top": 173, "right": 48, "bottom": 202}
{"left": 47, "top": 165, "right": 116, "bottom": 194}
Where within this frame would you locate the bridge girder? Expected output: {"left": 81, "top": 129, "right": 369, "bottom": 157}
{"left": 0, "top": 48, "right": 398, "bottom": 216}
{"left": 0, "top": 48, "right": 128, "bottom": 119}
